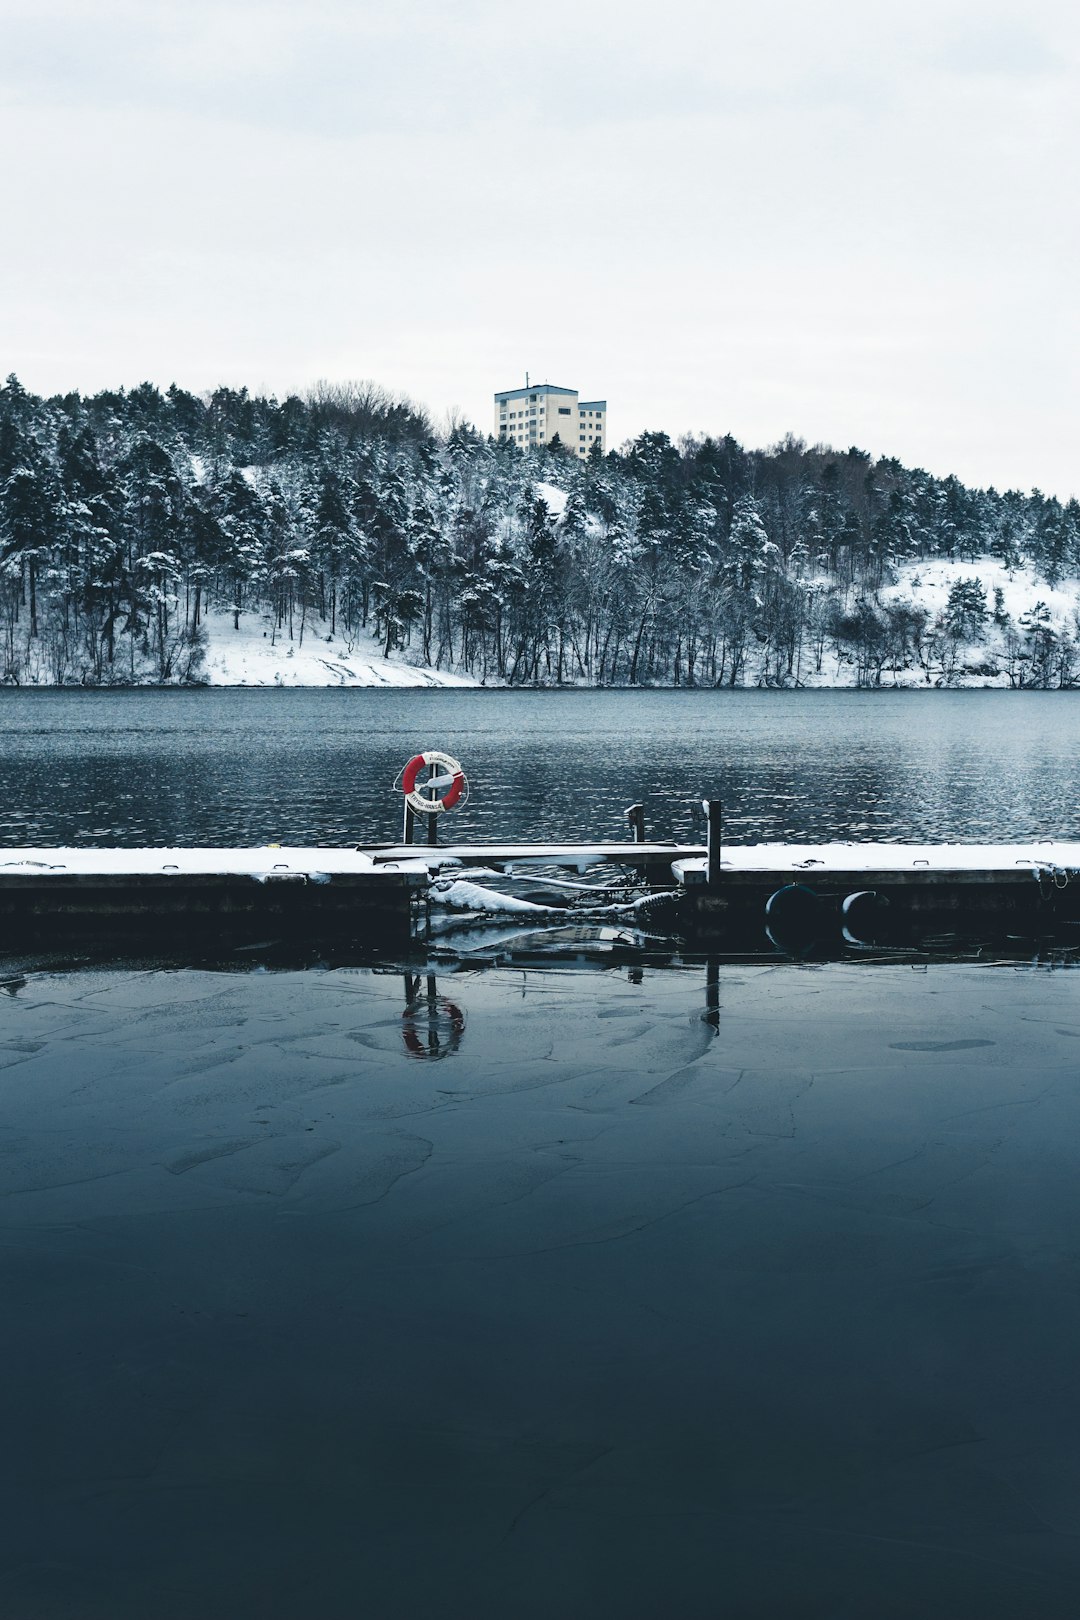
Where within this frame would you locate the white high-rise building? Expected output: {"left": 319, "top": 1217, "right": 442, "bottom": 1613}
{"left": 494, "top": 382, "right": 607, "bottom": 459}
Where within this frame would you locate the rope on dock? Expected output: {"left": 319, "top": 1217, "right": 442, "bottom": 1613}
{"left": 1035, "top": 864, "right": 1073, "bottom": 899}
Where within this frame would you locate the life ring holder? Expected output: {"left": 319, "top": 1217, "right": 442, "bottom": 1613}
{"left": 395, "top": 750, "right": 468, "bottom": 816}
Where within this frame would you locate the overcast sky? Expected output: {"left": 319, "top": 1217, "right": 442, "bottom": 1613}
{"left": 1, "top": 0, "right": 1077, "bottom": 497}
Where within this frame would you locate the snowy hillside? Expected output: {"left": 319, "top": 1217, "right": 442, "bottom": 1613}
{"left": 195, "top": 558, "right": 1080, "bottom": 689}
{"left": 199, "top": 611, "right": 477, "bottom": 688}
{"left": 196, "top": 559, "right": 1080, "bottom": 689}
{"left": 843, "top": 559, "right": 1080, "bottom": 688}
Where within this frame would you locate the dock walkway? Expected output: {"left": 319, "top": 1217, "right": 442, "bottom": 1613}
{"left": 1, "top": 838, "right": 1078, "bottom": 948}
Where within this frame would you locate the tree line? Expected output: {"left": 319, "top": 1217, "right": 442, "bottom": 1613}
{"left": 1, "top": 372, "right": 1078, "bottom": 687}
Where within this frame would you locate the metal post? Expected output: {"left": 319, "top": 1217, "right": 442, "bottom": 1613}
{"left": 403, "top": 800, "right": 415, "bottom": 845}
{"left": 705, "top": 799, "right": 722, "bottom": 888}
{"left": 426, "top": 762, "right": 439, "bottom": 846}
{"left": 625, "top": 803, "right": 645, "bottom": 843}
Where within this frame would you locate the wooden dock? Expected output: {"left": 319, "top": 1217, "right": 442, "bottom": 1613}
{"left": 670, "top": 841, "right": 1080, "bottom": 943}
{"left": 0, "top": 847, "right": 430, "bottom": 945}
{"left": 1, "top": 834, "right": 1078, "bottom": 952}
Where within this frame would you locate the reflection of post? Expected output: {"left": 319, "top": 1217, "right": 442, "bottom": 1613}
{"left": 702, "top": 956, "right": 720, "bottom": 1030}
{"left": 423, "top": 970, "right": 441, "bottom": 1057}
{"left": 401, "top": 972, "right": 466, "bottom": 1059}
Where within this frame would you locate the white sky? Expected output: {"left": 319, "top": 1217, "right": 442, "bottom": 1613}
{"left": 1, "top": 0, "right": 1077, "bottom": 498}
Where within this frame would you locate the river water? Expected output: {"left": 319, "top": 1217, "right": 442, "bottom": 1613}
{"left": 2, "top": 686, "right": 1080, "bottom": 846}
{"left": 3, "top": 691, "right": 1080, "bottom": 1617}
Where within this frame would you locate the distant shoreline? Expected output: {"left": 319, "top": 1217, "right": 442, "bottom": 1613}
{"left": 0, "top": 678, "right": 1069, "bottom": 694}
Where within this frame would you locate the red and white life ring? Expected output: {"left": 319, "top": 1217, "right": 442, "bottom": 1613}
{"left": 400, "top": 750, "right": 466, "bottom": 815}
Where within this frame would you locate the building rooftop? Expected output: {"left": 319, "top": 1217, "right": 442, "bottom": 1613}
{"left": 494, "top": 383, "right": 578, "bottom": 402}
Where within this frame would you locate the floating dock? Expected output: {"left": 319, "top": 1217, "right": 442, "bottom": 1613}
{"left": 0, "top": 847, "right": 430, "bottom": 945}
{"left": 670, "top": 841, "right": 1080, "bottom": 944}
{"left": 1, "top": 836, "right": 1079, "bottom": 952}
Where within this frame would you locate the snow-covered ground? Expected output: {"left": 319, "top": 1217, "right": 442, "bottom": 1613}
{"left": 880, "top": 558, "right": 1080, "bottom": 632}
{"left": 197, "top": 559, "right": 1080, "bottom": 689}
{"left": 535, "top": 481, "right": 569, "bottom": 517}
{"left": 199, "top": 610, "right": 476, "bottom": 688}
{"left": 783, "top": 558, "right": 1080, "bottom": 689}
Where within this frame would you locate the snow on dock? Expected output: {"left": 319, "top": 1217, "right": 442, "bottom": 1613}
{"left": 3, "top": 840, "right": 1076, "bottom": 883}
{"left": 671, "top": 841, "right": 1080, "bottom": 883}
{"left": 0, "top": 847, "right": 428, "bottom": 880}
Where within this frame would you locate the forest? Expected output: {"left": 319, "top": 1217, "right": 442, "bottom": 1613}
{"left": 1, "top": 372, "right": 1079, "bottom": 687}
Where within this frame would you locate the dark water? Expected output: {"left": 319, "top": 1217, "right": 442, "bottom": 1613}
{"left": 2, "top": 687, "right": 1080, "bottom": 846}
{"left": 4, "top": 692, "right": 1080, "bottom": 1617}
{"left": 3, "top": 960, "right": 1080, "bottom": 1617}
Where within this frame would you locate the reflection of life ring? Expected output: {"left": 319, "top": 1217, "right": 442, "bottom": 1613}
{"left": 402, "top": 998, "right": 465, "bottom": 1059}
{"left": 401, "top": 751, "right": 466, "bottom": 815}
